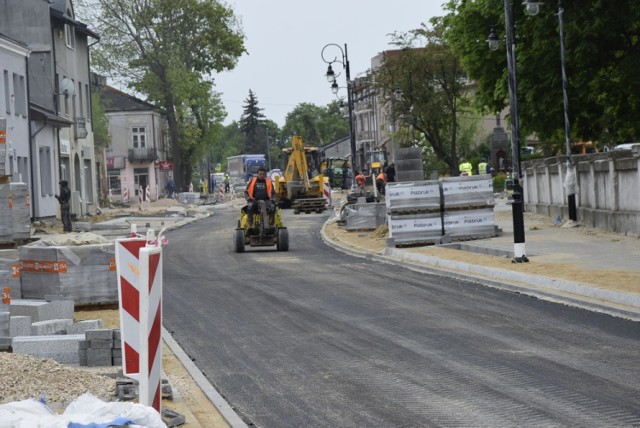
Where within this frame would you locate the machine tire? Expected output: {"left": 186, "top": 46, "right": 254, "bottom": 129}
{"left": 233, "top": 228, "right": 245, "bottom": 253}
{"left": 277, "top": 227, "right": 289, "bottom": 252}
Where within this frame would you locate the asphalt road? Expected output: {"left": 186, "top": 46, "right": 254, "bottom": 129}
{"left": 162, "top": 205, "right": 640, "bottom": 427}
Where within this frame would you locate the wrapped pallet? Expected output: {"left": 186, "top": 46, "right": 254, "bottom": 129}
{"left": 443, "top": 208, "right": 496, "bottom": 241}
{"left": 0, "top": 249, "right": 21, "bottom": 299}
{"left": 19, "top": 235, "right": 117, "bottom": 305}
{"left": 388, "top": 212, "right": 443, "bottom": 246}
{"left": 441, "top": 175, "right": 495, "bottom": 210}
{"left": 10, "top": 182, "right": 30, "bottom": 240}
{"left": 385, "top": 181, "right": 441, "bottom": 214}
{"left": 0, "top": 184, "right": 12, "bottom": 243}
{"left": 345, "top": 202, "right": 386, "bottom": 231}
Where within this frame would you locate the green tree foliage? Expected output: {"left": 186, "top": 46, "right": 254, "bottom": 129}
{"left": 240, "top": 90, "right": 266, "bottom": 153}
{"left": 281, "top": 102, "right": 349, "bottom": 148}
{"left": 81, "top": 0, "right": 245, "bottom": 191}
{"left": 90, "top": 89, "right": 111, "bottom": 150}
{"left": 374, "top": 24, "right": 470, "bottom": 176}
{"left": 440, "top": 0, "right": 640, "bottom": 148}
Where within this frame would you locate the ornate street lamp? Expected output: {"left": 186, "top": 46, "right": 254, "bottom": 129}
{"left": 524, "top": 0, "right": 577, "bottom": 222}
{"left": 321, "top": 43, "right": 357, "bottom": 191}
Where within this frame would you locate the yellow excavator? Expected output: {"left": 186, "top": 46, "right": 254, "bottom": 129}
{"left": 275, "top": 135, "right": 327, "bottom": 214}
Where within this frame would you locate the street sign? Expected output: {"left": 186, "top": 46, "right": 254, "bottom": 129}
{"left": 158, "top": 160, "right": 173, "bottom": 170}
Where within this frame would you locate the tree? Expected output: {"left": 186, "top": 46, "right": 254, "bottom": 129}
{"left": 240, "top": 90, "right": 266, "bottom": 153}
{"left": 81, "top": 0, "right": 245, "bottom": 191}
{"left": 281, "top": 102, "right": 349, "bottom": 148}
{"left": 374, "top": 24, "right": 470, "bottom": 175}
{"left": 440, "top": 0, "right": 640, "bottom": 148}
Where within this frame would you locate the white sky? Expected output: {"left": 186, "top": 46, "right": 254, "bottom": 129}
{"left": 215, "top": 0, "right": 446, "bottom": 127}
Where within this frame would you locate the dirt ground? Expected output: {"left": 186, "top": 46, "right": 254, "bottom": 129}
{"left": 75, "top": 307, "right": 229, "bottom": 427}
{"left": 323, "top": 206, "right": 640, "bottom": 295}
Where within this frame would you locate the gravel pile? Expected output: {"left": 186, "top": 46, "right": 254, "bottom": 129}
{"left": 0, "top": 352, "right": 116, "bottom": 407}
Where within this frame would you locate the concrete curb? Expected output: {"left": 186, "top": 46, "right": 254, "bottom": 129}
{"left": 162, "top": 328, "right": 248, "bottom": 428}
{"left": 320, "top": 220, "right": 640, "bottom": 322}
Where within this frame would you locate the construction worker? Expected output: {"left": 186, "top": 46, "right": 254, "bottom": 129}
{"left": 244, "top": 166, "right": 275, "bottom": 227}
{"left": 223, "top": 174, "right": 230, "bottom": 193}
{"left": 478, "top": 158, "right": 489, "bottom": 175}
{"left": 55, "top": 180, "right": 72, "bottom": 232}
{"left": 355, "top": 170, "right": 366, "bottom": 194}
{"left": 376, "top": 170, "right": 387, "bottom": 195}
{"left": 459, "top": 158, "right": 473, "bottom": 176}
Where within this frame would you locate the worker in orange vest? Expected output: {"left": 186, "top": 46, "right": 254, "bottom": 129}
{"left": 355, "top": 170, "right": 366, "bottom": 194}
{"left": 376, "top": 170, "right": 387, "bottom": 195}
{"left": 244, "top": 166, "right": 275, "bottom": 228}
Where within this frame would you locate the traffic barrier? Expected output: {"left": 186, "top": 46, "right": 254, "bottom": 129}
{"left": 146, "top": 185, "right": 151, "bottom": 203}
{"left": 122, "top": 186, "right": 129, "bottom": 203}
{"left": 138, "top": 185, "right": 143, "bottom": 211}
{"left": 108, "top": 188, "right": 113, "bottom": 204}
{"left": 188, "top": 182, "right": 193, "bottom": 192}
{"left": 115, "top": 230, "right": 164, "bottom": 412}
{"left": 323, "top": 181, "right": 332, "bottom": 206}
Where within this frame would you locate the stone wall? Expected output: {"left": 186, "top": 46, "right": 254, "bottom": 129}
{"left": 522, "top": 147, "right": 640, "bottom": 236}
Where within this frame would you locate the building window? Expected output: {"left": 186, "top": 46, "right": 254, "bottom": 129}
{"left": 108, "top": 169, "right": 121, "bottom": 194}
{"left": 132, "top": 127, "right": 146, "bottom": 148}
{"left": 78, "top": 81, "right": 83, "bottom": 119}
{"left": 3, "top": 70, "right": 10, "bottom": 114}
{"left": 39, "top": 146, "right": 53, "bottom": 196}
{"left": 13, "top": 74, "right": 27, "bottom": 116}
{"left": 65, "top": 24, "right": 75, "bottom": 50}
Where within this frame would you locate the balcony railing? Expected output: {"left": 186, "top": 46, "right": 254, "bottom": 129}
{"left": 128, "top": 147, "right": 158, "bottom": 162}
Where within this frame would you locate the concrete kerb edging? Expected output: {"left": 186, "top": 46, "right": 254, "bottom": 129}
{"left": 162, "top": 328, "right": 248, "bottom": 428}
{"left": 320, "top": 219, "right": 640, "bottom": 322}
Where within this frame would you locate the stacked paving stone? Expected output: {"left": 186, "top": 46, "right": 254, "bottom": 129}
{"left": 386, "top": 180, "right": 443, "bottom": 246}
{"left": 0, "top": 184, "right": 12, "bottom": 243}
{"left": 20, "top": 241, "right": 118, "bottom": 305}
{"left": 0, "top": 249, "right": 21, "bottom": 299}
{"left": 78, "top": 328, "right": 122, "bottom": 367}
{"left": 9, "top": 299, "right": 106, "bottom": 364}
{"left": 10, "top": 182, "right": 30, "bottom": 241}
{"left": 441, "top": 175, "right": 497, "bottom": 242}
{"left": 383, "top": 176, "right": 498, "bottom": 247}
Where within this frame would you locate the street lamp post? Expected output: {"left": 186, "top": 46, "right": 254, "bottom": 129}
{"left": 488, "top": 0, "right": 528, "bottom": 263}
{"left": 524, "top": 0, "right": 577, "bottom": 222}
{"left": 322, "top": 43, "right": 357, "bottom": 191}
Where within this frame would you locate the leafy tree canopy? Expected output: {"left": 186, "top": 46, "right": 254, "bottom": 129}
{"left": 281, "top": 102, "right": 349, "bottom": 148}
{"left": 439, "top": 0, "right": 640, "bottom": 148}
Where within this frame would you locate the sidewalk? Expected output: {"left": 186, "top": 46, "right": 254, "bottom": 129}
{"left": 322, "top": 196, "right": 640, "bottom": 321}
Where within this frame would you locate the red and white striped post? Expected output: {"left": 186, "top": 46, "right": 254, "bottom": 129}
{"left": 146, "top": 185, "right": 151, "bottom": 203}
{"left": 138, "top": 185, "right": 143, "bottom": 211}
{"left": 115, "top": 230, "right": 164, "bottom": 413}
{"left": 123, "top": 186, "right": 129, "bottom": 203}
{"left": 323, "top": 181, "right": 332, "bottom": 207}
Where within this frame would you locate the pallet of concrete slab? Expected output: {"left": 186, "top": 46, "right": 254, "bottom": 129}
{"left": 0, "top": 182, "right": 12, "bottom": 244}
{"left": 344, "top": 202, "right": 387, "bottom": 230}
{"left": 0, "top": 249, "right": 21, "bottom": 299}
{"left": 441, "top": 175, "right": 495, "bottom": 211}
{"left": 442, "top": 208, "right": 498, "bottom": 242}
{"left": 19, "top": 236, "right": 118, "bottom": 305}
{"left": 387, "top": 212, "right": 443, "bottom": 247}
{"left": 385, "top": 180, "right": 441, "bottom": 215}
{"left": 10, "top": 182, "right": 31, "bottom": 241}
{"left": 178, "top": 192, "right": 200, "bottom": 204}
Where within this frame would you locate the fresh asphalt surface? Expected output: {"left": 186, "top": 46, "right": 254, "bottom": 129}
{"left": 162, "top": 206, "right": 640, "bottom": 427}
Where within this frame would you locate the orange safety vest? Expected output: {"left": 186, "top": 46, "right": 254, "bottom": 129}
{"left": 246, "top": 177, "right": 273, "bottom": 199}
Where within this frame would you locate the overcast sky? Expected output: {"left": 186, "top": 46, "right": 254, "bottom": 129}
{"left": 215, "top": 0, "right": 446, "bottom": 127}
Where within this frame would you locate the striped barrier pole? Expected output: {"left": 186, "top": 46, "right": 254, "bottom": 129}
{"left": 115, "top": 230, "right": 164, "bottom": 413}
{"left": 146, "top": 185, "right": 151, "bottom": 203}
{"left": 138, "top": 185, "right": 143, "bottom": 211}
{"left": 108, "top": 188, "right": 113, "bottom": 204}
{"left": 123, "top": 186, "right": 129, "bottom": 203}
{"left": 323, "top": 181, "right": 332, "bottom": 207}
{"left": 139, "top": 229, "right": 163, "bottom": 412}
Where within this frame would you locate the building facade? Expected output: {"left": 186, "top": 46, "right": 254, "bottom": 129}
{"left": 0, "top": 0, "right": 99, "bottom": 219}
{"left": 100, "top": 84, "right": 169, "bottom": 204}
{"left": 0, "top": 34, "right": 30, "bottom": 183}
